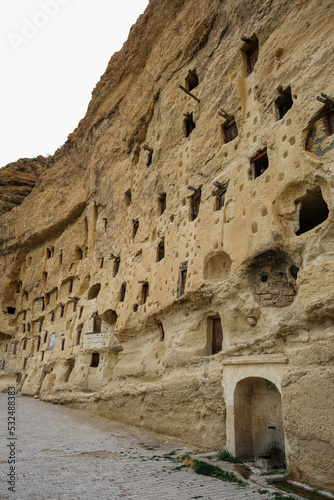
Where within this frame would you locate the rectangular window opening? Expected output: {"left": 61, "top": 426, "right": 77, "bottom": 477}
{"left": 185, "top": 70, "right": 198, "bottom": 92}
{"left": 213, "top": 181, "right": 228, "bottom": 211}
{"left": 250, "top": 149, "right": 268, "bottom": 179}
{"left": 178, "top": 262, "right": 188, "bottom": 298}
{"left": 190, "top": 190, "right": 201, "bottom": 221}
{"left": 216, "top": 192, "right": 226, "bottom": 211}
{"left": 132, "top": 220, "right": 139, "bottom": 238}
{"left": 93, "top": 316, "right": 102, "bottom": 333}
{"left": 124, "top": 189, "right": 132, "bottom": 208}
{"left": 325, "top": 108, "right": 334, "bottom": 136}
{"left": 141, "top": 282, "right": 149, "bottom": 305}
{"left": 113, "top": 257, "right": 120, "bottom": 277}
{"left": 120, "top": 283, "right": 127, "bottom": 302}
{"left": 46, "top": 247, "right": 54, "bottom": 259}
{"left": 184, "top": 113, "right": 196, "bottom": 137}
{"left": 245, "top": 38, "right": 259, "bottom": 75}
{"left": 76, "top": 329, "right": 82, "bottom": 346}
{"left": 211, "top": 317, "right": 223, "bottom": 355}
{"left": 276, "top": 87, "right": 293, "bottom": 120}
{"left": 223, "top": 120, "right": 238, "bottom": 143}
{"left": 91, "top": 352, "right": 100, "bottom": 368}
{"left": 157, "top": 239, "right": 165, "bottom": 262}
{"left": 159, "top": 193, "right": 166, "bottom": 215}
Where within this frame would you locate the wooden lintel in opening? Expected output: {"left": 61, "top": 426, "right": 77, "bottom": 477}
{"left": 241, "top": 35, "right": 252, "bottom": 44}
{"left": 179, "top": 85, "right": 200, "bottom": 103}
{"left": 319, "top": 92, "right": 334, "bottom": 104}
{"left": 252, "top": 150, "right": 267, "bottom": 162}
{"left": 213, "top": 180, "right": 229, "bottom": 196}
{"left": 218, "top": 108, "right": 233, "bottom": 121}
{"left": 143, "top": 144, "right": 153, "bottom": 153}
{"left": 213, "top": 180, "right": 228, "bottom": 190}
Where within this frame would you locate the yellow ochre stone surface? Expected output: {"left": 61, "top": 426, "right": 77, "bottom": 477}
{"left": 0, "top": 0, "right": 334, "bottom": 492}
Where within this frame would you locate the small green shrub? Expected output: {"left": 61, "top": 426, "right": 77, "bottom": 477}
{"left": 217, "top": 449, "right": 241, "bottom": 463}
{"left": 192, "top": 460, "right": 247, "bottom": 486}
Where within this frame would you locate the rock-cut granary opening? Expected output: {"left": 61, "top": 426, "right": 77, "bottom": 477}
{"left": 0, "top": 0, "right": 333, "bottom": 494}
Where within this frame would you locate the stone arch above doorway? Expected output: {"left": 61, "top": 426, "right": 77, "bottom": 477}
{"left": 234, "top": 377, "right": 285, "bottom": 467}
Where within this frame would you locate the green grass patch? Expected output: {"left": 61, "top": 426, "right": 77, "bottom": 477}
{"left": 192, "top": 460, "right": 247, "bottom": 486}
{"left": 162, "top": 450, "right": 177, "bottom": 461}
{"left": 217, "top": 449, "right": 241, "bottom": 463}
{"left": 260, "top": 469, "right": 286, "bottom": 476}
{"left": 258, "top": 490, "right": 269, "bottom": 495}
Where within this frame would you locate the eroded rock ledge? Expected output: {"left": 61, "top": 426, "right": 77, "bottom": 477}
{"left": 0, "top": 157, "right": 46, "bottom": 216}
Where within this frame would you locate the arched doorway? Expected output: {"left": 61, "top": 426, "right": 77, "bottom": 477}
{"left": 234, "top": 377, "right": 285, "bottom": 466}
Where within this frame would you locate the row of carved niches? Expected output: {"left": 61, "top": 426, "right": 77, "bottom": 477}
{"left": 248, "top": 249, "right": 298, "bottom": 308}
{"left": 306, "top": 104, "right": 334, "bottom": 159}
{"left": 273, "top": 178, "right": 330, "bottom": 238}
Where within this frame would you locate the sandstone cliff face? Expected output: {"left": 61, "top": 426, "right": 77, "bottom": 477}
{"left": 0, "top": 157, "right": 45, "bottom": 216}
{"left": 0, "top": 0, "right": 333, "bottom": 492}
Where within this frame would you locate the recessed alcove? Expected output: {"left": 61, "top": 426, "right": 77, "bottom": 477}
{"left": 184, "top": 113, "right": 195, "bottom": 137}
{"left": 203, "top": 251, "right": 232, "bottom": 281}
{"left": 295, "top": 187, "right": 329, "bottom": 236}
{"left": 101, "top": 309, "right": 118, "bottom": 327}
{"left": 87, "top": 283, "right": 101, "bottom": 300}
{"left": 275, "top": 87, "right": 293, "bottom": 120}
{"left": 185, "top": 69, "right": 198, "bottom": 91}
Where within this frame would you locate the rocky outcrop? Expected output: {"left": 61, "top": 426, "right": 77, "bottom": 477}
{"left": 0, "top": 157, "right": 46, "bottom": 216}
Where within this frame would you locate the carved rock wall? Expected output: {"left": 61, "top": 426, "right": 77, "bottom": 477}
{"left": 0, "top": 0, "right": 334, "bottom": 492}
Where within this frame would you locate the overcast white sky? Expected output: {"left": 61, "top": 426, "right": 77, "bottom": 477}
{"left": 0, "top": 0, "right": 149, "bottom": 168}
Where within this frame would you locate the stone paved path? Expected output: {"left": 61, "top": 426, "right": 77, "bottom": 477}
{"left": 0, "top": 394, "right": 299, "bottom": 500}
